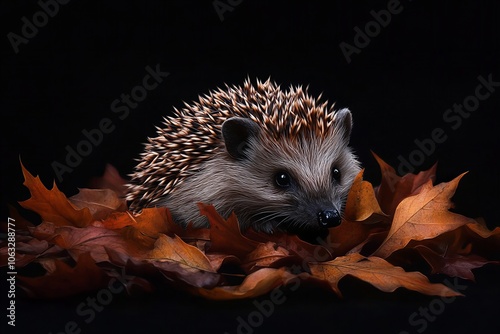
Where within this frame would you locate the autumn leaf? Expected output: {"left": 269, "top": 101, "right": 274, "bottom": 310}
{"left": 373, "top": 152, "right": 437, "bottom": 216}
{"left": 327, "top": 220, "right": 387, "bottom": 258}
{"left": 18, "top": 252, "right": 109, "bottom": 299}
{"left": 309, "top": 253, "right": 461, "bottom": 297}
{"left": 98, "top": 208, "right": 174, "bottom": 249}
{"left": 414, "top": 245, "right": 496, "bottom": 281}
{"left": 374, "top": 173, "right": 475, "bottom": 258}
{"left": 69, "top": 188, "right": 127, "bottom": 220}
{"left": 31, "top": 222, "right": 135, "bottom": 263}
{"left": 327, "top": 169, "right": 389, "bottom": 257}
{"left": 244, "top": 230, "right": 332, "bottom": 263}
{"left": 148, "top": 234, "right": 215, "bottom": 272}
{"left": 194, "top": 267, "right": 298, "bottom": 300}
{"left": 88, "top": 163, "right": 128, "bottom": 197}
{"left": 344, "top": 169, "right": 388, "bottom": 223}
{"left": 241, "top": 242, "right": 292, "bottom": 273}
{"left": 199, "top": 203, "right": 260, "bottom": 258}
{"left": 19, "top": 161, "right": 93, "bottom": 227}
{"left": 6, "top": 158, "right": 499, "bottom": 301}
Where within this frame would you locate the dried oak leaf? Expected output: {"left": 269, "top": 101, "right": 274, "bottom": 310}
{"left": 69, "top": 188, "right": 127, "bottom": 220}
{"left": 327, "top": 170, "right": 389, "bottom": 257}
{"left": 88, "top": 163, "right": 128, "bottom": 197}
{"left": 148, "top": 234, "right": 215, "bottom": 273}
{"left": 373, "top": 152, "right": 437, "bottom": 216}
{"left": 31, "top": 222, "right": 135, "bottom": 263}
{"left": 17, "top": 252, "right": 109, "bottom": 299}
{"left": 241, "top": 242, "right": 293, "bottom": 273}
{"left": 113, "top": 208, "right": 174, "bottom": 249}
{"left": 2, "top": 238, "right": 64, "bottom": 267}
{"left": 374, "top": 173, "right": 475, "bottom": 258}
{"left": 309, "top": 253, "right": 461, "bottom": 297}
{"left": 147, "top": 234, "right": 220, "bottom": 288}
{"left": 194, "top": 267, "right": 298, "bottom": 300}
{"left": 344, "top": 169, "right": 388, "bottom": 223}
{"left": 19, "top": 162, "right": 93, "bottom": 227}
{"left": 199, "top": 203, "right": 260, "bottom": 258}
{"left": 244, "top": 229, "right": 331, "bottom": 263}
{"left": 414, "top": 245, "right": 496, "bottom": 281}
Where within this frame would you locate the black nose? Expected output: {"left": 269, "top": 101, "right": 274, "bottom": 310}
{"left": 317, "top": 209, "right": 341, "bottom": 227}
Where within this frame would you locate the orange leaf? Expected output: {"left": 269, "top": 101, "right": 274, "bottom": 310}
{"left": 244, "top": 229, "right": 332, "bottom": 263}
{"left": 194, "top": 267, "right": 297, "bottom": 300}
{"left": 199, "top": 204, "right": 260, "bottom": 258}
{"left": 344, "top": 169, "right": 388, "bottom": 223}
{"left": 242, "top": 242, "right": 292, "bottom": 273}
{"left": 98, "top": 208, "right": 173, "bottom": 249}
{"left": 31, "top": 222, "right": 136, "bottom": 263}
{"left": 309, "top": 253, "right": 461, "bottom": 297}
{"left": 373, "top": 152, "right": 437, "bottom": 216}
{"left": 69, "top": 188, "right": 127, "bottom": 220}
{"left": 328, "top": 220, "right": 386, "bottom": 258}
{"left": 18, "top": 252, "right": 109, "bottom": 298}
{"left": 374, "top": 173, "right": 475, "bottom": 258}
{"left": 88, "top": 163, "right": 128, "bottom": 197}
{"left": 414, "top": 245, "right": 496, "bottom": 281}
{"left": 19, "top": 162, "right": 93, "bottom": 227}
{"left": 148, "top": 234, "right": 215, "bottom": 272}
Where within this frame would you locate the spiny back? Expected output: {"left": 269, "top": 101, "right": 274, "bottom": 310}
{"left": 127, "top": 78, "right": 337, "bottom": 210}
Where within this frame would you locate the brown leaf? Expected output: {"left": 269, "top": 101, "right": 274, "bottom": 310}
{"left": 414, "top": 245, "right": 496, "bottom": 281}
{"left": 97, "top": 208, "right": 173, "bottom": 249}
{"left": 69, "top": 188, "right": 127, "bottom": 220}
{"left": 18, "top": 252, "right": 109, "bottom": 299}
{"left": 242, "top": 242, "right": 292, "bottom": 273}
{"left": 328, "top": 220, "right": 387, "bottom": 258}
{"left": 244, "top": 230, "right": 333, "bottom": 263}
{"left": 148, "top": 234, "right": 215, "bottom": 272}
{"left": 88, "top": 163, "right": 128, "bottom": 197}
{"left": 19, "top": 162, "right": 93, "bottom": 227}
{"left": 31, "top": 222, "right": 136, "bottom": 263}
{"left": 106, "top": 246, "right": 220, "bottom": 289}
{"left": 199, "top": 204, "right": 260, "bottom": 258}
{"left": 344, "top": 169, "right": 388, "bottom": 223}
{"left": 194, "top": 267, "right": 297, "bottom": 300}
{"left": 373, "top": 152, "right": 437, "bottom": 216}
{"left": 309, "top": 253, "right": 461, "bottom": 297}
{"left": 374, "top": 173, "right": 475, "bottom": 258}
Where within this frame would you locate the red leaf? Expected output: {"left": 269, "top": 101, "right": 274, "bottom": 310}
{"left": 18, "top": 253, "right": 109, "bottom": 298}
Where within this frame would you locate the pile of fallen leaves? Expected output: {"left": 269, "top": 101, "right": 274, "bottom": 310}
{"left": 1, "top": 154, "right": 499, "bottom": 300}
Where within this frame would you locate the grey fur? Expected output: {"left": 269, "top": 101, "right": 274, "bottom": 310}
{"left": 127, "top": 79, "right": 361, "bottom": 233}
{"left": 156, "top": 111, "right": 360, "bottom": 233}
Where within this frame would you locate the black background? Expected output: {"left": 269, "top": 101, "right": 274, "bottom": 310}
{"left": 1, "top": 0, "right": 499, "bottom": 333}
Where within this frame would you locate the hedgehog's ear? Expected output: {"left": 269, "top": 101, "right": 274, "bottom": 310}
{"left": 222, "top": 117, "right": 260, "bottom": 160}
{"left": 333, "top": 108, "right": 353, "bottom": 143}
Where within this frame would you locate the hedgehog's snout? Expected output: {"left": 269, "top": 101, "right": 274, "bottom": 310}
{"left": 317, "top": 209, "right": 341, "bottom": 228}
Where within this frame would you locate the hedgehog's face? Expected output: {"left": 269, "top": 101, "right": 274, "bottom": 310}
{"left": 221, "top": 109, "right": 361, "bottom": 234}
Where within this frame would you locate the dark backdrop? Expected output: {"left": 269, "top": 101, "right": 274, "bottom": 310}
{"left": 1, "top": 1, "right": 499, "bottom": 333}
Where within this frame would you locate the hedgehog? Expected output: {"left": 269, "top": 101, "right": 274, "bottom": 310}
{"left": 126, "top": 78, "right": 361, "bottom": 233}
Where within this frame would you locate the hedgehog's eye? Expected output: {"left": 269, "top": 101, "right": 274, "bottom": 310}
{"left": 332, "top": 167, "right": 341, "bottom": 183}
{"left": 274, "top": 171, "right": 292, "bottom": 188}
